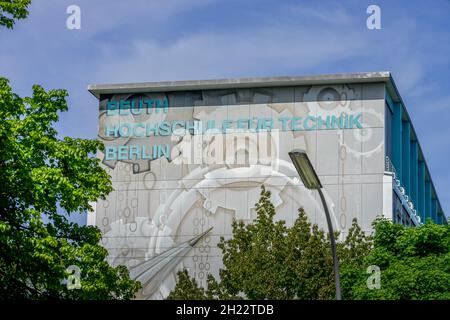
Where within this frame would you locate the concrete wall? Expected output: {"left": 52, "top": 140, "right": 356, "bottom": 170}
{"left": 93, "top": 82, "right": 386, "bottom": 299}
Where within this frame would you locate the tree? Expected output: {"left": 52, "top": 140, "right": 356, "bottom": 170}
{"left": 167, "top": 270, "right": 207, "bottom": 300}
{"left": 0, "top": 0, "right": 31, "bottom": 29}
{"left": 347, "top": 218, "right": 450, "bottom": 300}
{"left": 169, "top": 186, "right": 372, "bottom": 300}
{"left": 169, "top": 186, "right": 450, "bottom": 300}
{"left": 0, "top": 77, "right": 141, "bottom": 299}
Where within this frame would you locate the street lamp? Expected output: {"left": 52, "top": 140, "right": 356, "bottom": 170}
{"left": 288, "top": 149, "right": 342, "bottom": 300}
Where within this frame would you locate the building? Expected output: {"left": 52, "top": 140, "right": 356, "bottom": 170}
{"left": 88, "top": 72, "right": 447, "bottom": 299}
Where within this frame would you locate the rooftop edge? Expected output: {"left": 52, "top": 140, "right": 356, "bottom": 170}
{"left": 88, "top": 71, "right": 392, "bottom": 99}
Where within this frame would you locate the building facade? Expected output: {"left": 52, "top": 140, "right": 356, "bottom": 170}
{"left": 88, "top": 72, "right": 446, "bottom": 299}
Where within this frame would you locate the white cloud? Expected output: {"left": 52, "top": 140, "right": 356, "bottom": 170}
{"left": 26, "top": 0, "right": 216, "bottom": 37}
{"left": 286, "top": 4, "right": 353, "bottom": 25}
{"left": 90, "top": 22, "right": 370, "bottom": 84}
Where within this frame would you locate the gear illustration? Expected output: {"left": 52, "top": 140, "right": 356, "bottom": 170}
{"left": 100, "top": 158, "right": 339, "bottom": 299}
{"left": 337, "top": 108, "right": 384, "bottom": 158}
{"left": 98, "top": 90, "right": 343, "bottom": 300}
{"left": 304, "top": 85, "right": 359, "bottom": 118}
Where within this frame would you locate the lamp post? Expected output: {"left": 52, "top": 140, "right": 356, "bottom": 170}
{"left": 288, "top": 149, "right": 342, "bottom": 300}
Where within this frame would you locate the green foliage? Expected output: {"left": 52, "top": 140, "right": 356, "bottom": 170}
{"left": 348, "top": 218, "right": 450, "bottom": 300}
{"left": 167, "top": 270, "right": 207, "bottom": 300}
{"left": 169, "top": 189, "right": 450, "bottom": 300}
{"left": 0, "top": 0, "right": 31, "bottom": 29}
{"left": 171, "top": 187, "right": 450, "bottom": 300}
{"left": 169, "top": 185, "right": 372, "bottom": 300}
{"left": 0, "top": 77, "right": 141, "bottom": 299}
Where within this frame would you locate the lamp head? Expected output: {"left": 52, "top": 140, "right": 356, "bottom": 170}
{"left": 288, "top": 149, "right": 322, "bottom": 190}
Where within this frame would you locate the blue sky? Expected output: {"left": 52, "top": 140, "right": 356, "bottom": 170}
{"left": 1, "top": 0, "right": 450, "bottom": 224}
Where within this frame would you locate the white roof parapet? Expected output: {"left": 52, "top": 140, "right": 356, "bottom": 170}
{"left": 88, "top": 71, "right": 392, "bottom": 98}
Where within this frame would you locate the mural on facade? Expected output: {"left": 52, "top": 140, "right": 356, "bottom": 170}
{"left": 94, "top": 84, "right": 385, "bottom": 299}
